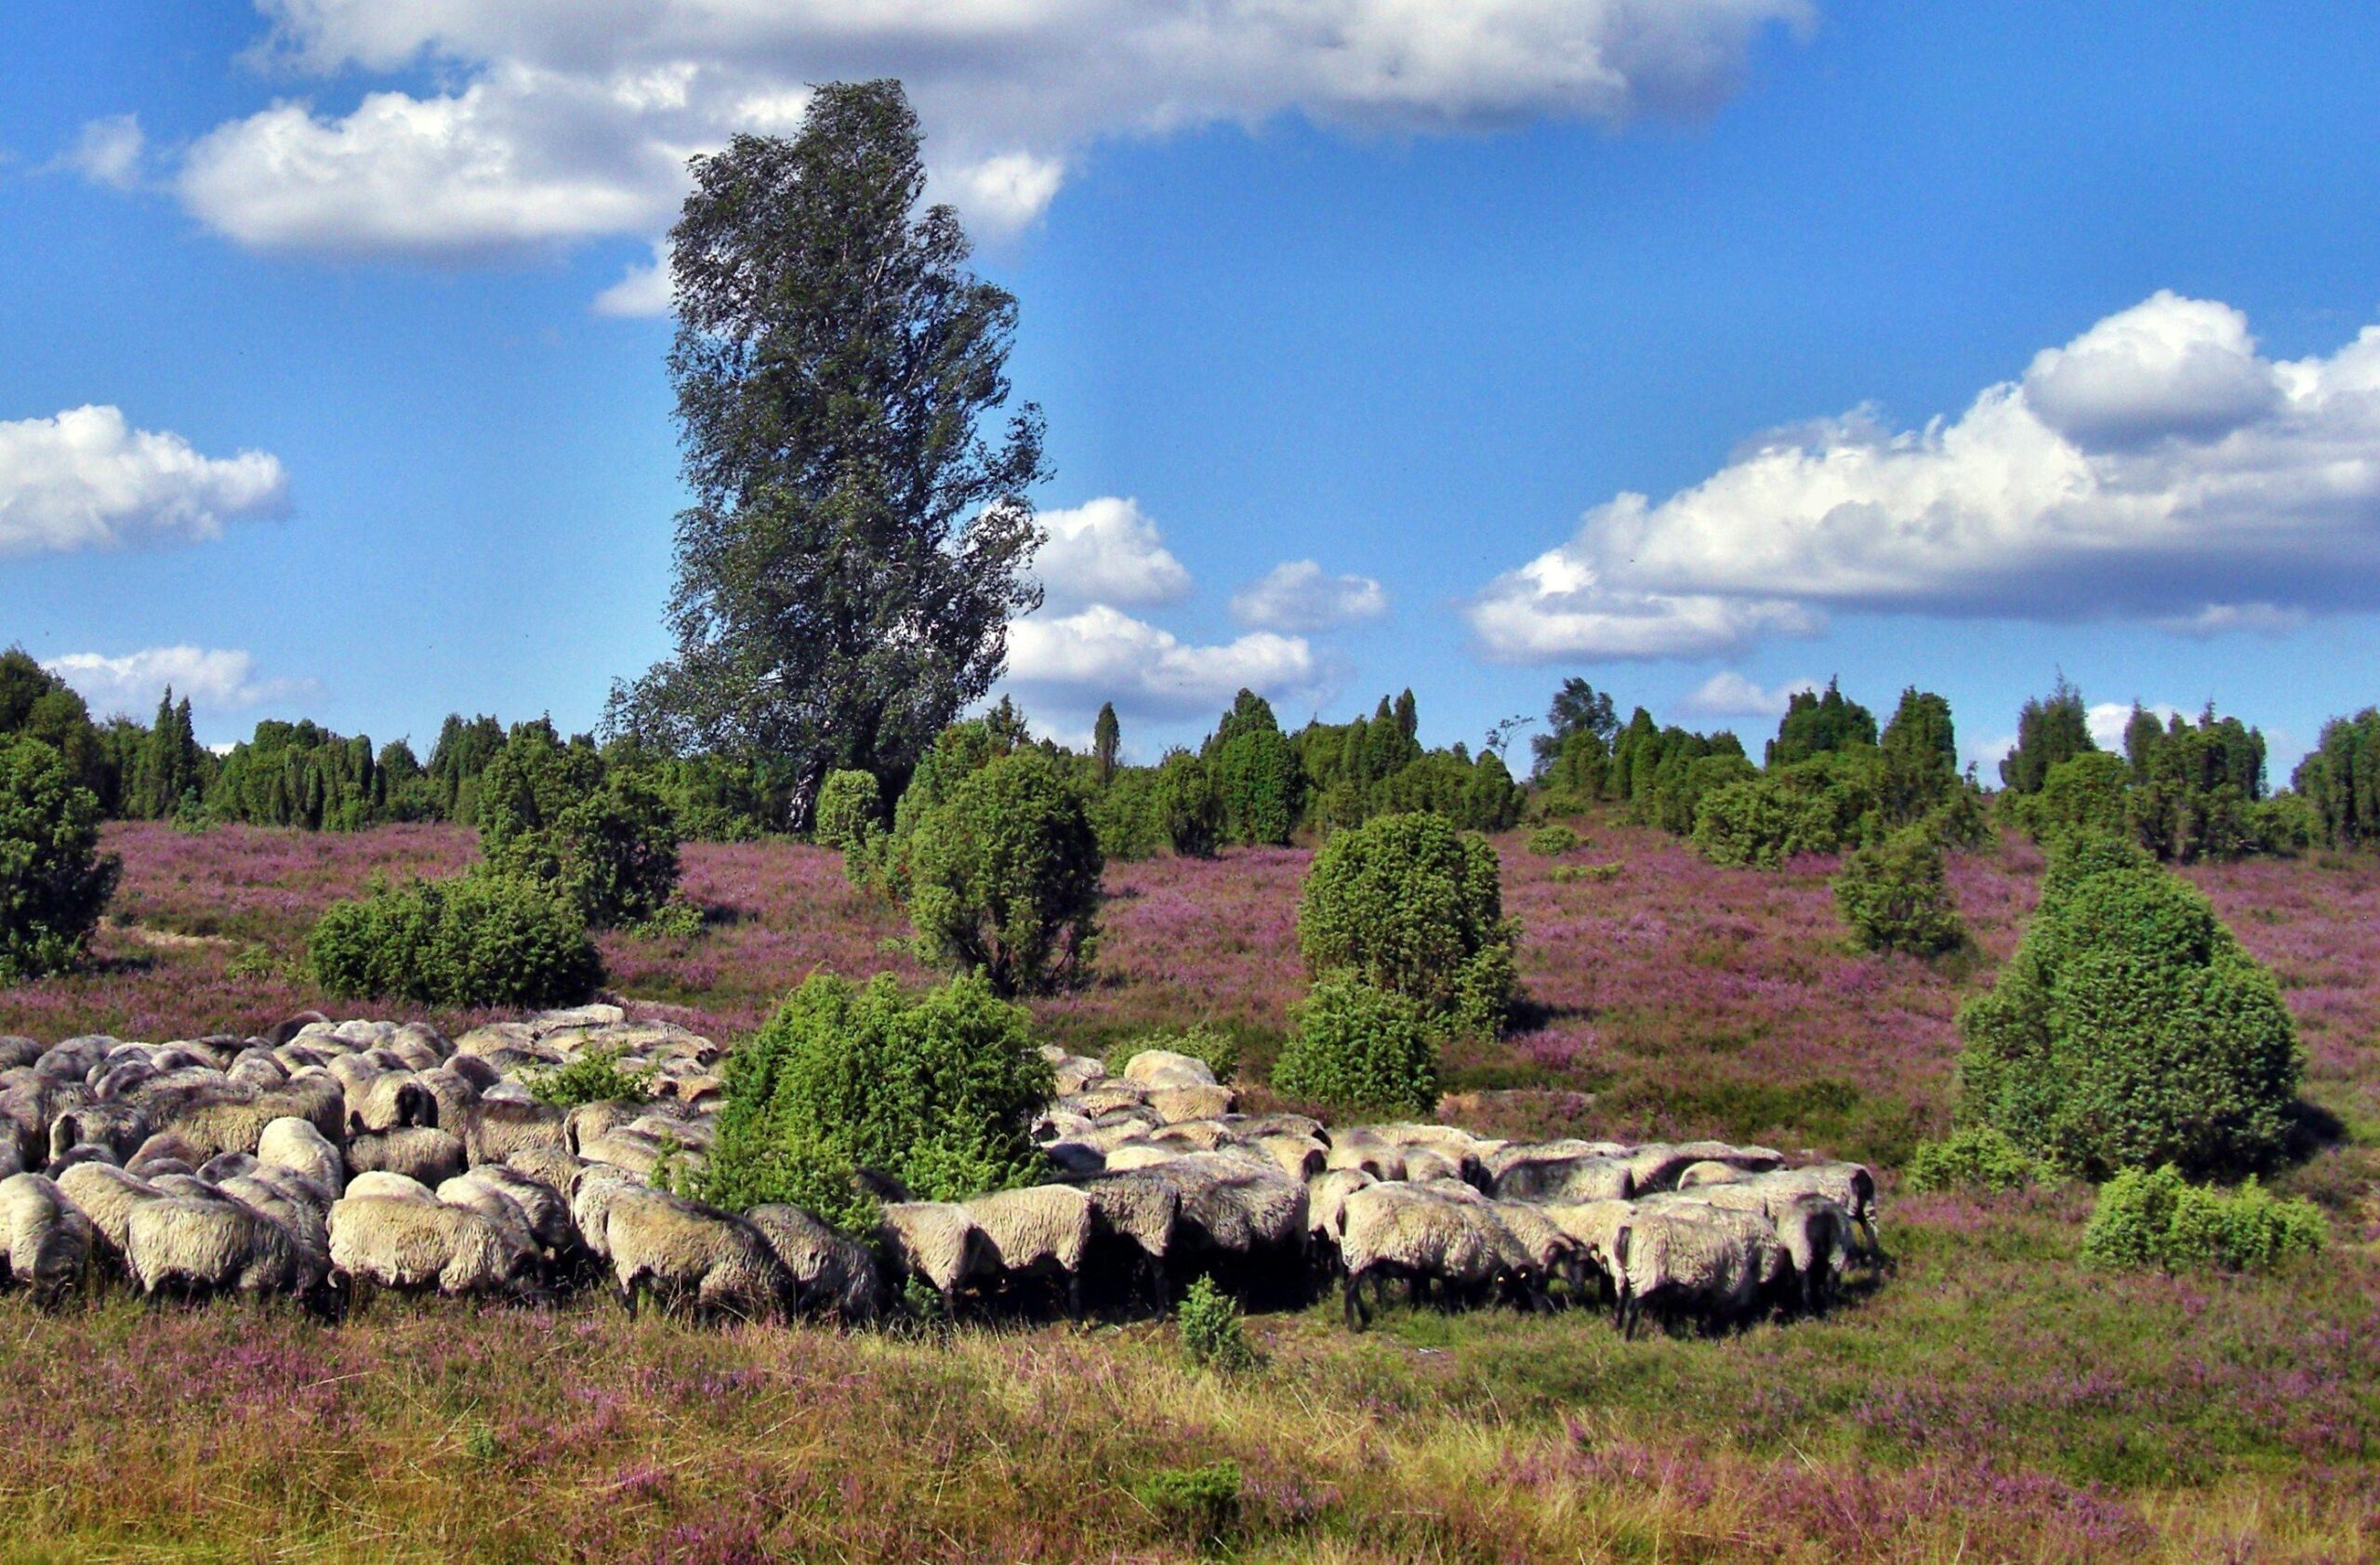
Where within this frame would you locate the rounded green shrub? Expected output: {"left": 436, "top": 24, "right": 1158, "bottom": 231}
{"left": 698, "top": 972, "right": 1053, "bottom": 1235}
{"left": 1832, "top": 825, "right": 1964, "bottom": 956}
{"left": 1526, "top": 824, "right": 1580, "bottom": 857}
{"left": 813, "top": 768, "right": 883, "bottom": 854}
{"left": 1212, "top": 726, "right": 1302, "bottom": 846}
{"left": 2081, "top": 1164, "right": 2325, "bottom": 1272}
{"left": 1296, "top": 811, "right": 1517, "bottom": 1036}
{"left": 309, "top": 869, "right": 602, "bottom": 1009}
{"left": 1176, "top": 1273, "right": 1259, "bottom": 1373}
{"left": 480, "top": 730, "right": 681, "bottom": 928}
{"left": 905, "top": 749, "right": 1103, "bottom": 996}
{"left": 524, "top": 1046, "right": 654, "bottom": 1108}
{"left": 1904, "top": 1126, "right": 2046, "bottom": 1194}
{"left": 1271, "top": 976, "right": 1439, "bottom": 1117}
{"left": 2022, "top": 750, "right": 2132, "bottom": 843}
{"left": 1691, "top": 749, "right": 1883, "bottom": 869}
{"left": 0, "top": 735, "right": 120, "bottom": 982}
{"left": 1955, "top": 838, "right": 2301, "bottom": 1178}
{"left": 1152, "top": 749, "right": 1222, "bottom": 857}
{"left": 1087, "top": 768, "right": 1168, "bottom": 862}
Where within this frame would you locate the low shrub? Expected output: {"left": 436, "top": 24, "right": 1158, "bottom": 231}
{"left": 523, "top": 1046, "right": 654, "bottom": 1108}
{"left": 0, "top": 735, "right": 120, "bottom": 982}
{"left": 2081, "top": 1165, "right": 2326, "bottom": 1272}
{"left": 1832, "top": 825, "right": 1964, "bottom": 956}
{"left": 904, "top": 749, "right": 1103, "bottom": 996}
{"left": 813, "top": 768, "right": 882, "bottom": 855}
{"left": 1905, "top": 1125, "right": 2047, "bottom": 1194}
{"left": 1132, "top": 1461, "right": 1242, "bottom": 1550}
{"left": 478, "top": 727, "right": 681, "bottom": 928}
{"left": 1176, "top": 1274, "right": 1259, "bottom": 1373}
{"left": 1551, "top": 861, "right": 1623, "bottom": 884}
{"left": 1271, "top": 976, "right": 1438, "bottom": 1118}
{"left": 1087, "top": 768, "right": 1169, "bottom": 862}
{"left": 1526, "top": 823, "right": 1579, "bottom": 856}
{"left": 698, "top": 972, "right": 1052, "bottom": 1236}
{"left": 1691, "top": 748, "right": 1883, "bottom": 869}
{"left": 1105, "top": 1024, "right": 1241, "bottom": 1084}
{"left": 308, "top": 869, "right": 602, "bottom": 1009}
{"left": 628, "top": 895, "right": 706, "bottom": 941}
{"left": 1297, "top": 811, "right": 1517, "bottom": 1037}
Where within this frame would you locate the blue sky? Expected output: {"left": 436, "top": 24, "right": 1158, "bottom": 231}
{"left": 5, "top": 1, "right": 2378, "bottom": 779}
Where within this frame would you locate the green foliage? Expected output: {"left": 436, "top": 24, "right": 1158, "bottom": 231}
{"left": 630, "top": 895, "right": 707, "bottom": 941}
{"left": 1271, "top": 976, "right": 1439, "bottom": 1117}
{"left": 1176, "top": 1275, "right": 1260, "bottom": 1373}
{"left": 607, "top": 84, "right": 1048, "bottom": 823}
{"left": 210, "top": 716, "right": 394, "bottom": 830}
{"left": 1526, "top": 824, "right": 1579, "bottom": 856}
{"left": 1955, "top": 837, "right": 2301, "bottom": 1179}
{"left": 1551, "top": 861, "right": 1624, "bottom": 884}
{"left": 1091, "top": 702, "right": 1121, "bottom": 788}
{"left": 2082, "top": 1165, "right": 2326, "bottom": 1273}
{"left": 1086, "top": 766, "right": 1168, "bottom": 862}
{"left": 1296, "top": 811, "right": 1517, "bottom": 1035}
{"left": 1767, "top": 678, "right": 1877, "bottom": 767}
{"left": 0, "top": 648, "right": 112, "bottom": 810}
{"left": 905, "top": 749, "right": 1103, "bottom": 996}
{"left": 1880, "top": 687, "right": 1960, "bottom": 823}
{"left": 2294, "top": 707, "right": 2380, "bottom": 849}
{"left": 814, "top": 767, "right": 887, "bottom": 883}
{"left": 2000, "top": 675, "right": 2096, "bottom": 794}
{"left": 1650, "top": 749, "right": 1755, "bottom": 836}
{"left": 479, "top": 723, "right": 681, "bottom": 927}
{"left": 1691, "top": 749, "right": 1883, "bottom": 869}
{"left": 426, "top": 712, "right": 507, "bottom": 825}
{"left": 0, "top": 736, "right": 120, "bottom": 982}
{"left": 308, "top": 869, "right": 602, "bottom": 1009}
{"left": 1905, "top": 1126, "right": 2048, "bottom": 1194}
{"left": 1368, "top": 749, "right": 1524, "bottom": 832}
{"left": 2124, "top": 705, "right": 2269, "bottom": 863}
{"left": 1210, "top": 719, "right": 1302, "bottom": 846}
{"left": 1152, "top": 749, "right": 1223, "bottom": 857}
{"left": 698, "top": 972, "right": 1052, "bottom": 1236}
{"left": 1530, "top": 677, "right": 1619, "bottom": 780}
{"left": 1833, "top": 825, "right": 1964, "bottom": 956}
{"left": 524, "top": 1046, "right": 654, "bottom": 1108}
{"left": 1105, "top": 1024, "right": 1241, "bottom": 1083}
{"left": 1131, "top": 1461, "right": 1242, "bottom": 1550}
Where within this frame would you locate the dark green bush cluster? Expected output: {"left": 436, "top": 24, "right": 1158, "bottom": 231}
{"left": 1270, "top": 976, "right": 1439, "bottom": 1117}
{"left": 813, "top": 767, "right": 885, "bottom": 876}
{"left": 905, "top": 749, "right": 1103, "bottom": 996}
{"left": 1207, "top": 692, "right": 1302, "bottom": 846}
{"left": 308, "top": 870, "right": 602, "bottom": 1009}
{"left": 2294, "top": 707, "right": 2380, "bottom": 849}
{"left": 2081, "top": 1165, "right": 2325, "bottom": 1272}
{"left": 0, "top": 735, "right": 120, "bottom": 982}
{"left": 524, "top": 1046, "right": 654, "bottom": 1107}
{"left": 1132, "top": 1461, "right": 1243, "bottom": 1550}
{"left": 1105, "top": 1024, "right": 1240, "bottom": 1083}
{"left": 1296, "top": 811, "right": 1517, "bottom": 1038}
{"left": 1525, "top": 823, "right": 1580, "bottom": 856}
{"left": 1904, "top": 1125, "right": 2047, "bottom": 1194}
{"left": 478, "top": 722, "right": 681, "bottom": 928}
{"left": 1832, "top": 825, "right": 1964, "bottom": 956}
{"left": 698, "top": 973, "right": 1052, "bottom": 1235}
{"left": 1175, "top": 1274, "right": 1259, "bottom": 1373}
{"left": 1692, "top": 749, "right": 1883, "bottom": 869}
{"left": 1550, "top": 861, "right": 1623, "bottom": 884}
{"left": 1956, "top": 836, "right": 2301, "bottom": 1178}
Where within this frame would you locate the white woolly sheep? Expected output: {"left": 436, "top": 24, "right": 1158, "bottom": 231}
{"left": 0, "top": 1173, "right": 93, "bottom": 1303}
{"left": 962, "top": 1185, "right": 1095, "bottom": 1315}
{"left": 462, "top": 1098, "right": 571, "bottom": 1167}
{"left": 1607, "top": 1199, "right": 1785, "bottom": 1338}
{"left": 345, "top": 1127, "right": 466, "bottom": 1187}
{"left": 600, "top": 1185, "right": 790, "bottom": 1322}
{"left": 127, "top": 1189, "right": 305, "bottom": 1303}
{"left": 745, "top": 1203, "right": 887, "bottom": 1324}
{"left": 1336, "top": 1182, "right": 1532, "bottom": 1329}
{"left": 1120, "top": 1050, "right": 1216, "bottom": 1090}
{"left": 876, "top": 1201, "right": 998, "bottom": 1313}
{"left": 1683, "top": 1183, "right": 1855, "bottom": 1313}
{"left": 328, "top": 1193, "right": 538, "bottom": 1298}
{"left": 257, "top": 1117, "right": 345, "bottom": 1199}
{"left": 1067, "top": 1168, "right": 1182, "bottom": 1309}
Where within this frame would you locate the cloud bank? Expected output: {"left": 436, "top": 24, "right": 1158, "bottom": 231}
{"left": 46, "top": 645, "right": 311, "bottom": 720}
{"left": 1471, "top": 292, "right": 2380, "bottom": 660}
{"left": 161, "top": 0, "right": 1810, "bottom": 285}
{"left": 1230, "top": 559, "right": 1387, "bottom": 632}
{"left": 0, "top": 405, "right": 288, "bottom": 556}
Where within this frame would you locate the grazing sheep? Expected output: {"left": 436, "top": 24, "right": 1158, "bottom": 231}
{"left": 163, "top": 1074, "right": 346, "bottom": 1160}
{"left": 328, "top": 1192, "right": 538, "bottom": 1298}
{"left": 1256, "top": 1134, "right": 1328, "bottom": 1183}
{"left": 415, "top": 1068, "right": 482, "bottom": 1134}
{"left": 226, "top": 1050, "right": 288, "bottom": 1092}
{"left": 1608, "top": 1200, "right": 1785, "bottom": 1338}
{"left": 461, "top": 1098, "right": 570, "bottom": 1167}
{"left": 127, "top": 1131, "right": 207, "bottom": 1176}
{"left": 745, "top": 1204, "right": 887, "bottom": 1324}
{"left": 600, "top": 1186, "right": 788, "bottom": 1322}
{"left": 1050, "top": 1054, "right": 1106, "bottom": 1096}
{"left": 1749, "top": 1163, "right": 1880, "bottom": 1245}
{"left": 1149, "top": 1120, "right": 1240, "bottom": 1153}
{"left": 0, "top": 1038, "right": 42, "bottom": 1071}
{"left": 579, "top": 1127, "right": 670, "bottom": 1178}
{"left": 1686, "top": 1183, "right": 1854, "bottom": 1313}
{"left": 1066, "top": 1084, "right": 1147, "bottom": 1120}
{"left": 504, "top": 1145, "right": 588, "bottom": 1196}
{"left": 345, "top": 1127, "right": 466, "bottom": 1187}
{"left": 1397, "top": 1147, "right": 1463, "bottom": 1186}
{"left": 1303, "top": 1167, "right": 1377, "bottom": 1282}
{"left": 0, "top": 1173, "right": 94, "bottom": 1303}
{"left": 197, "top": 1152, "right": 261, "bottom": 1185}
{"left": 216, "top": 1174, "right": 333, "bottom": 1290}
{"left": 1673, "top": 1140, "right": 1785, "bottom": 1174}
{"left": 257, "top": 1117, "right": 345, "bottom": 1199}
{"left": 350, "top": 1070, "right": 438, "bottom": 1136}
{"left": 56, "top": 1161, "right": 160, "bottom": 1260}
{"left": 436, "top": 1175, "right": 542, "bottom": 1267}
{"left": 1148, "top": 1084, "right": 1236, "bottom": 1124}
{"left": 1068, "top": 1169, "right": 1182, "bottom": 1309}
{"left": 1540, "top": 1199, "right": 1634, "bottom": 1306}
{"left": 1120, "top": 1050, "right": 1217, "bottom": 1090}
{"left": 962, "top": 1185, "right": 1095, "bottom": 1315}
{"left": 126, "top": 1190, "right": 305, "bottom": 1302}
{"left": 1152, "top": 1150, "right": 1308, "bottom": 1305}
{"left": 1336, "top": 1182, "right": 1532, "bottom": 1329}
{"left": 48, "top": 1102, "right": 151, "bottom": 1166}
{"left": 565, "top": 1100, "right": 641, "bottom": 1154}
{"left": 447, "top": 1165, "right": 576, "bottom": 1258}
{"left": 346, "top": 1171, "right": 439, "bottom": 1203}
{"left": 567, "top": 1163, "right": 643, "bottom": 1266}
{"left": 1673, "top": 1160, "right": 1750, "bottom": 1191}
{"left": 1490, "top": 1152, "right": 1633, "bottom": 1204}
{"left": 876, "top": 1202, "right": 998, "bottom": 1314}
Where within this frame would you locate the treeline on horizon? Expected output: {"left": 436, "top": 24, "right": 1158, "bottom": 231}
{"left": 7, "top": 642, "right": 2380, "bottom": 865}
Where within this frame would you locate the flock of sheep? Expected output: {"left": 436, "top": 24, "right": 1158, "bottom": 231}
{"left": 0, "top": 1006, "right": 1881, "bottom": 1336}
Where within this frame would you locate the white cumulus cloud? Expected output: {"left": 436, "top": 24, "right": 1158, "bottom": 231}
{"left": 1032, "top": 497, "right": 1193, "bottom": 611}
{"left": 0, "top": 405, "right": 288, "bottom": 556}
{"left": 1677, "top": 670, "right": 1817, "bottom": 718}
{"left": 1469, "top": 291, "right": 2380, "bottom": 661}
{"left": 2086, "top": 699, "right": 2184, "bottom": 752}
{"left": 1229, "top": 559, "right": 1387, "bottom": 632}
{"left": 1005, "top": 603, "right": 1320, "bottom": 719}
{"left": 165, "top": 0, "right": 1810, "bottom": 271}
{"left": 46, "top": 646, "right": 311, "bottom": 720}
